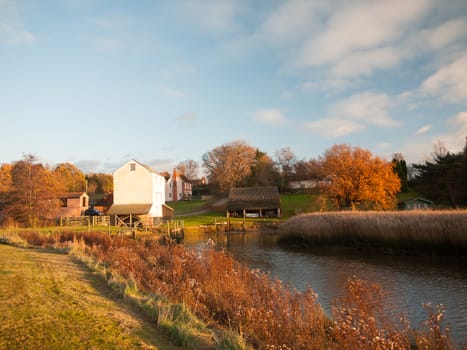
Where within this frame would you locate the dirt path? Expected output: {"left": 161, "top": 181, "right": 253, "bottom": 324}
{"left": 0, "top": 244, "right": 180, "bottom": 350}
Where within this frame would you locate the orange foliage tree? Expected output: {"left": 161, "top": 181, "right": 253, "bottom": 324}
{"left": 320, "top": 144, "right": 400, "bottom": 210}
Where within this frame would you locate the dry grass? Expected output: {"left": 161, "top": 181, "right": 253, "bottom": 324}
{"left": 2, "top": 230, "right": 457, "bottom": 349}
{"left": 279, "top": 210, "right": 467, "bottom": 255}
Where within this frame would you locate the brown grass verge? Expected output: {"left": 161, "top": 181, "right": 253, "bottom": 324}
{"left": 279, "top": 210, "right": 467, "bottom": 256}
{"left": 1, "top": 230, "right": 457, "bottom": 349}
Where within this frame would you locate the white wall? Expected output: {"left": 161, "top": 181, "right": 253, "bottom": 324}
{"left": 114, "top": 161, "right": 153, "bottom": 204}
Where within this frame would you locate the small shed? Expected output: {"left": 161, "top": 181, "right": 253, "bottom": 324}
{"left": 226, "top": 186, "right": 281, "bottom": 218}
{"left": 398, "top": 197, "right": 433, "bottom": 210}
{"left": 59, "top": 192, "right": 89, "bottom": 217}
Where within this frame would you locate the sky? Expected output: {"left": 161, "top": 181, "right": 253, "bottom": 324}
{"left": 1, "top": 0, "right": 467, "bottom": 174}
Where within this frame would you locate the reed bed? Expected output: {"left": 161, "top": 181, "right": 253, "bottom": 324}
{"left": 2, "top": 230, "right": 456, "bottom": 349}
{"left": 279, "top": 210, "right": 467, "bottom": 255}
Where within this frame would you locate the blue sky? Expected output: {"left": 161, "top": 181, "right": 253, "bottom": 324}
{"left": 1, "top": 0, "right": 466, "bottom": 174}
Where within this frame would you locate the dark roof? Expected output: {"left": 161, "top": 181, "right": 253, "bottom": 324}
{"left": 107, "top": 204, "right": 152, "bottom": 215}
{"left": 227, "top": 186, "right": 280, "bottom": 210}
{"left": 61, "top": 192, "right": 87, "bottom": 199}
{"left": 399, "top": 197, "right": 433, "bottom": 204}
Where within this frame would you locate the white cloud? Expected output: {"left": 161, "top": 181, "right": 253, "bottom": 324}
{"left": 449, "top": 111, "right": 467, "bottom": 136}
{"left": 0, "top": 21, "right": 37, "bottom": 45}
{"left": 330, "top": 47, "right": 402, "bottom": 78}
{"left": 414, "top": 16, "right": 467, "bottom": 51}
{"left": 297, "top": 0, "right": 432, "bottom": 66}
{"left": 421, "top": 52, "right": 467, "bottom": 102}
{"left": 304, "top": 117, "right": 365, "bottom": 137}
{"left": 261, "top": 0, "right": 326, "bottom": 44}
{"left": 94, "top": 37, "right": 125, "bottom": 51}
{"left": 303, "top": 91, "right": 399, "bottom": 138}
{"left": 164, "top": 88, "right": 185, "bottom": 99}
{"left": 376, "top": 142, "right": 392, "bottom": 150}
{"left": 332, "top": 91, "right": 399, "bottom": 127}
{"left": 253, "top": 109, "right": 286, "bottom": 126}
{"left": 0, "top": 0, "right": 37, "bottom": 45}
{"left": 176, "top": 112, "right": 197, "bottom": 124}
{"left": 415, "top": 125, "right": 432, "bottom": 135}
{"left": 397, "top": 112, "right": 467, "bottom": 164}
{"left": 179, "top": 0, "right": 238, "bottom": 33}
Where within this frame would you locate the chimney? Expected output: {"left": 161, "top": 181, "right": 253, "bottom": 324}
{"left": 172, "top": 168, "right": 178, "bottom": 201}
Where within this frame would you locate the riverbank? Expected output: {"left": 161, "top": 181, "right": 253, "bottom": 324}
{"left": 279, "top": 210, "right": 467, "bottom": 258}
{"left": 1, "top": 229, "right": 456, "bottom": 349}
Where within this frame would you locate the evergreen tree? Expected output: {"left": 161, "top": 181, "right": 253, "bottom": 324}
{"left": 392, "top": 153, "right": 409, "bottom": 192}
{"left": 411, "top": 139, "right": 467, "bottom": 207}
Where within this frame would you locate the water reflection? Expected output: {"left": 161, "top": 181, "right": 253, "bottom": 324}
{"left": 184, "top": 231, "right": 467, "bottom": 345}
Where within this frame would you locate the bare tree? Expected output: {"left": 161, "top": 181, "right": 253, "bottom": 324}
{"left": 176, "top": 159, "right": 199, "bottom": 181}
{"left": 274, "top": 147, "right": 297, "bottom": 191}
{"left": 202, "top": 141, "right": 257, "bottom": 192}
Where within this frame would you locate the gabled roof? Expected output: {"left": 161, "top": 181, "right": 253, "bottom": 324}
{"left": 399, "top": 197, "right": 433, "bottom": 204}
{"left": 60, "top": 192, "right": 88, "bottom": 199}
{"left": 119, "top": 159, "right": 164, "bottom": 177}
{"left": 227, "top": 186, "right": 280, "bottom": 210}
{"left": 107, "top": 203, "right": 153, "bottom": 215}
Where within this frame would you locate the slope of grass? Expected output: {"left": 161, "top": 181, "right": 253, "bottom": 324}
{"left": 0, "top": 244, "right": 180, "bottom": 350}
{"left": 168, "top": 200, "right": 208, "bottom": 216}
{"left": 280, "top": 193, "right": 316, "bottom": 218}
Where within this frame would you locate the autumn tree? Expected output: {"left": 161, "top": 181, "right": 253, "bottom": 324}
{"left": 176, "top": 159, "right": 199, "bottom": 181}
{"left": 0, "top": 163, "right": 12, "bottom": 194}
{"left": 54, "top": 162, "right": 86, "bottom": 193}
{"left": 202, "top": 141, "right": 257, "bottom": 192}
{"left": 4, "top": 154, "right": 61, "bottom": 226}
{"left": 86, "top": 173, "right": 113, "bottom": 194}
{"left": 320, "top": 144, "right": 400, "bottom": 210}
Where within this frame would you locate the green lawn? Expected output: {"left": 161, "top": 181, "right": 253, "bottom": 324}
{"left": 172, "top": 193, "right": 317, "bottom": 227}
{"left": 0, "top": 244, "right": 180, "bottom": 350}
{"left": 280, "top": 193, "right": 316, "bottom": 218}
{"left": 168, "top": 200, "right": 208, "bottom": 216}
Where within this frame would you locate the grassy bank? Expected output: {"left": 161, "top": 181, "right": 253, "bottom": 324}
{"left": 279, "top": 210, "right": 467, "bottom": 256}
{"left": 0, "top": 244, "right": 182, "bottom": 350}
{"left": 1, "top": 230, "right": 455, "bottom": 349}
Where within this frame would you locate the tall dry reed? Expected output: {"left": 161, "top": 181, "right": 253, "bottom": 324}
{"left": 279, "top": 210, "right": 467, "bottom": 254}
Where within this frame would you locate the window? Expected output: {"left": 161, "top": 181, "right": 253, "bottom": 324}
{"left": 130, "top": 163, "right": 136, "bottom": 171}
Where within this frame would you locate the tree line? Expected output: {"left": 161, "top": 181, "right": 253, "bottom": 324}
{"left": 201, "top": 141, "right": 401, "bottom": 210}
{"left": 0, "top": 155, "right": 112, "bottom": 227}
{"left": 1, "top": 137, "right": 465, "bottom": 227}
{"left": 200, "top": 138, "right": 467, "bottom": 210}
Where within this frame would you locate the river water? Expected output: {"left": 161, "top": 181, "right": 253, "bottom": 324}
{"left": 184, "top": 231, "right": 467, "bottom": 346}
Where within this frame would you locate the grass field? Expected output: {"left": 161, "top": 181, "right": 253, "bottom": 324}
{"left": 0, "top": 244, "right": 181, "bottom": 350}
{"left": 167, "top": 194, "right": 316, "bottom": 227}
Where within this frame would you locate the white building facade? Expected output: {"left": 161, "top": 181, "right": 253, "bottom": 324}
{"left": 108, "top": 160, "right": 167, "bottom": 218}
{"left": 165, "top": 168, "right": 192, "bottom": 202}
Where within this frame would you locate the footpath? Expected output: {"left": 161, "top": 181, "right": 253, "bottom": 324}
{"left": 0, "top": 244, "right": 180, "bottom": 350}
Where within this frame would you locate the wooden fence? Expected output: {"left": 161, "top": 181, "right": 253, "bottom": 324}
{"left": 59, "top": 216, "right": 110, "bottom": 227}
